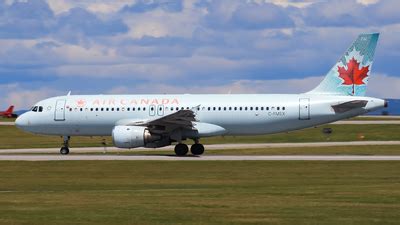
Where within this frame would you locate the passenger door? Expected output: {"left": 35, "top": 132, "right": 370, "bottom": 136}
{"left": 299, "top": 98, "right": 310, "bottom": 120}
{"left": 55, "top": 99, "right": 66, "bottom": 121}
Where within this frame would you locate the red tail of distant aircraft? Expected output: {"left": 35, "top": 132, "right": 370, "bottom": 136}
{"left": 0, "top": 106, "right": 17, "bottom": 118}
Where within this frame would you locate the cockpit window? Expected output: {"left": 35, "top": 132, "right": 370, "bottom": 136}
{"left": 38, "top": 106, "right": 43, "bottom": 112}
{"left": 32, "top": 106, "right": 38, "bottom": 112}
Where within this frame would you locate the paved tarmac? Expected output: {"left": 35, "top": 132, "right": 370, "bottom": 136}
{"left": 0, "top": 122, "right": 15, "bottom": 126}
{"left": 1, "top": 155, "right": 400, "bottom": 161}
{"left": 1, "top": 141, "right": 400, "bottom": 154}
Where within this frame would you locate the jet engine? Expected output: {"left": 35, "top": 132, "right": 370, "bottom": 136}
{"left": 112, "top": 126, "right": 161, "bottom": 148}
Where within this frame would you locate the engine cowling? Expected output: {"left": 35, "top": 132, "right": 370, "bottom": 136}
{"left": 112, "top": 125, "right": 160, "bottom": 148}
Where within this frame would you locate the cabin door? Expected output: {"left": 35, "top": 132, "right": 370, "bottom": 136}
{"left": 55, "top": 99, "right": 66, "bottom": 121}
{"left": 299, "top": 98, "right": 310, "bottom": 120}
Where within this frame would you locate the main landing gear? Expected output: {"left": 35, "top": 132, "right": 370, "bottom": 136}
{"left": 174, "top": 141, "right": 205, "bottom": 156}
{"left": 60, "top": 136, "right": 70, "bottom": 155}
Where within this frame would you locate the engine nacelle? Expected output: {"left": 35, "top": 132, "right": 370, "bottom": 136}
{"left": 112, "top": 126, "right": 160, "bottom": 148}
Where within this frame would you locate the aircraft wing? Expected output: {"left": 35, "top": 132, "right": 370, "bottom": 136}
{"left": 117, "top": 109, "right": 197, "bottom": 134}
{"left": 331, "top": 100, "right": 368, "bottom": 113}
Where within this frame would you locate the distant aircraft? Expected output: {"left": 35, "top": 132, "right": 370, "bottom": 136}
{"left": 16, "top": 33, "right": 387, "bottom": 156}
{"left": 0, "top": 106, "right": 17, "bottom": 118}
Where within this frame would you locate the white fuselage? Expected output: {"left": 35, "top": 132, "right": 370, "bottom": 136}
{"left": 16, "top": 94, "right": 385, "bottom": 138}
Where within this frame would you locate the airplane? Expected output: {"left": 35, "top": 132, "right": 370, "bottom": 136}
{"left": 0, "top": 106, "right": 17, "bottom": 118}
{"left": 15, "top": 33, "right": 387, "bottom": 156}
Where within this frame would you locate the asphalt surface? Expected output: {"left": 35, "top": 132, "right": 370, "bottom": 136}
{"left": 0, "top": 122, "right": 16, "bottom": 126}
{"left": 1, "top": 141, "right": 400, "bottom": 154}
{"left": 1, "top": 155, "right": 400, "bottom": 161}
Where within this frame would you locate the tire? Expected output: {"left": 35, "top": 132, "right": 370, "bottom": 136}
{"left": 191, "top": 144, "right": 205, "bottom": 155}
{"left": 60, "top": 147, "right": 69, "bottom": 155}
{"left": 174, "top": 144, "right": 188, "bottom": 156}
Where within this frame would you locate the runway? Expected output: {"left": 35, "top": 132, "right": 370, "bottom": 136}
{"left": 1, "top": 141, "right": 400, "bottom": 154}
{"left": 1, "top": 155, "right": 400, "bottom": 161}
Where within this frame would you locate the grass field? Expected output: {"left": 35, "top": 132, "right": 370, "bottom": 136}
{"left": 0, "top": 161, "right": 399, "bottom": 225}
{"left": 0, "top": 117, "right": 15, "bottom": 122}
{"left": 2, "top": 124, "right": 400, "bottom": 149}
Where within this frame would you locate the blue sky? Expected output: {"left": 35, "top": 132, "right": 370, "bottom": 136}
{"left": 1, "top": 0, "right": 400, "bottom": 109}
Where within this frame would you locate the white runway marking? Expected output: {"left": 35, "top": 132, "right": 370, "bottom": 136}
{"left": 1, "top": 155, "right": 400, "bottom": 161}
{"left": 1, "top": 141, "right": 400, "bottom": 154}
{"left": 0, "top": 122, "right": 15, "bottom": 126}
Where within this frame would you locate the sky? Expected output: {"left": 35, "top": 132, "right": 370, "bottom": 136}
{"left": 0, "top": 0, "right": 400, "bottom": 109}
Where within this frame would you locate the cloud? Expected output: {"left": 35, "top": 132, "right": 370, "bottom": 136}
{"left": 302, "top": 0, "right": 400, "bottom": 27}
{"left": 0, "top": 0, "right": 55, "bottom": 38}
{"left": 230, "top": 3, "right": 296, "bottom": 29}
{"left": 121, "top": 0, "right": 183, "bottom": 13}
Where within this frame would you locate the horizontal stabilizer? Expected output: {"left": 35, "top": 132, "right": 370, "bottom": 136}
{"left": 331, "top": 100, "right": 368, "bottom": 113}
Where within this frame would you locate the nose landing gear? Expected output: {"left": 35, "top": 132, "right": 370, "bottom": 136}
{"left": 60, "top": 136, "right": 70, "bottom": 155}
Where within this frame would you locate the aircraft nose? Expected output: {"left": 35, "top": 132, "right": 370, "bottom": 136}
{"left": 15, "top": 114, "right": 28, "bottom": 129}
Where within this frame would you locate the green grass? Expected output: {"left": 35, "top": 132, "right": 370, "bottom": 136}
{"left": 0, "top": 161, "right": 399, "bottom": 225}
{"left": 347, "top": 116, "right": 400, "bottom": 121}
{"left": 0, "top": 117, "right": 15, "bottom": 122}
{"left": 2, "top": 124, "right": 400, "bottom": 149}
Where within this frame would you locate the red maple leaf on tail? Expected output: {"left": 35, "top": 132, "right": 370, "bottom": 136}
{"left": 338, "top": 57, "right": 369, "bottom": 95}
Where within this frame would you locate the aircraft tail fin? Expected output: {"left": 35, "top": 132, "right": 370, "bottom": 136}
{"left": 6, "top": 106, "right": 14, "bottom": 114}
{"left": 308, "top": 33, "right": 379, "bottom": 96}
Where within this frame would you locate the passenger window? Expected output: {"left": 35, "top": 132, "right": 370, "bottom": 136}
{"left": 223, "top": 107, "right": 226, "bottom": 111}
{"left": 245, "top": 107, "right": 248, "bottom": 111}
{"left": 138, "top": 108, "right": 141, "bottom": 111}
{"left": 255, "top": 107, "right": 258, "bottom": 110}
{"left": 132, "top": 107, "right": 135, "bottom": 111}
{"left": 261, "top": 107, "right": 264, "bottom": 110}
{"left": 171, "top": 107, "right": 174, "bottom": 111}
{"left": 143, "top": 107, "right": 146, "bottom": 111}
{"left": 81, "top": 108, "right": 83, "bottom": 112}
{"left": 213, "top": 107, "right": 216, "bottom": 111}
{"left": 250, "top": 107, "right": 253, "bottom": 111}
{"left": 239, "top": 107, "right": 242, "bottom": 111}
{"left": 70, "top": 108, "right": 73, "bottom": 112}
{"left": 283, "top": 107, "right": 286, "bottom": 110}
{"left": 116, "top": 108, "right": 120, "bottom": 111}
{"left": 106, "top": 108, "right": 109, "bottom": 111}
{"left": 234, "top": 107, "right": 237, "bottom": 111}
{"left": 96, "top": 108, "right": 98, "bottom": 111}
{"left": 277, "top": 107, "right": 280, "bottom": 110}
{"left": 229, "top": 107, "right": 232, "bottom": 111}
{"left": 90, "top": 108, "right": 93, "bottom": 111}
{"left": 266, "top": 107, "right": 269, "bottom": 110}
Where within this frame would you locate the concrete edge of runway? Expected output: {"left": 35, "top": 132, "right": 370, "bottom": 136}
{"left": 1, "top": 155, "right": 400, "bottom": 161}
{"left": 1, "top": 141, "right": 400, "bottom": 154}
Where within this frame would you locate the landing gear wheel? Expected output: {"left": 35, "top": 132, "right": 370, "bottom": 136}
{"left": 174, "top": 144, "right": 189, "bottom": 156}
{"left": 60, "top": 147, "right": 69, "bottom": 155}
{"left": 190, "top": 144, "right": 205, "bottom": 155}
